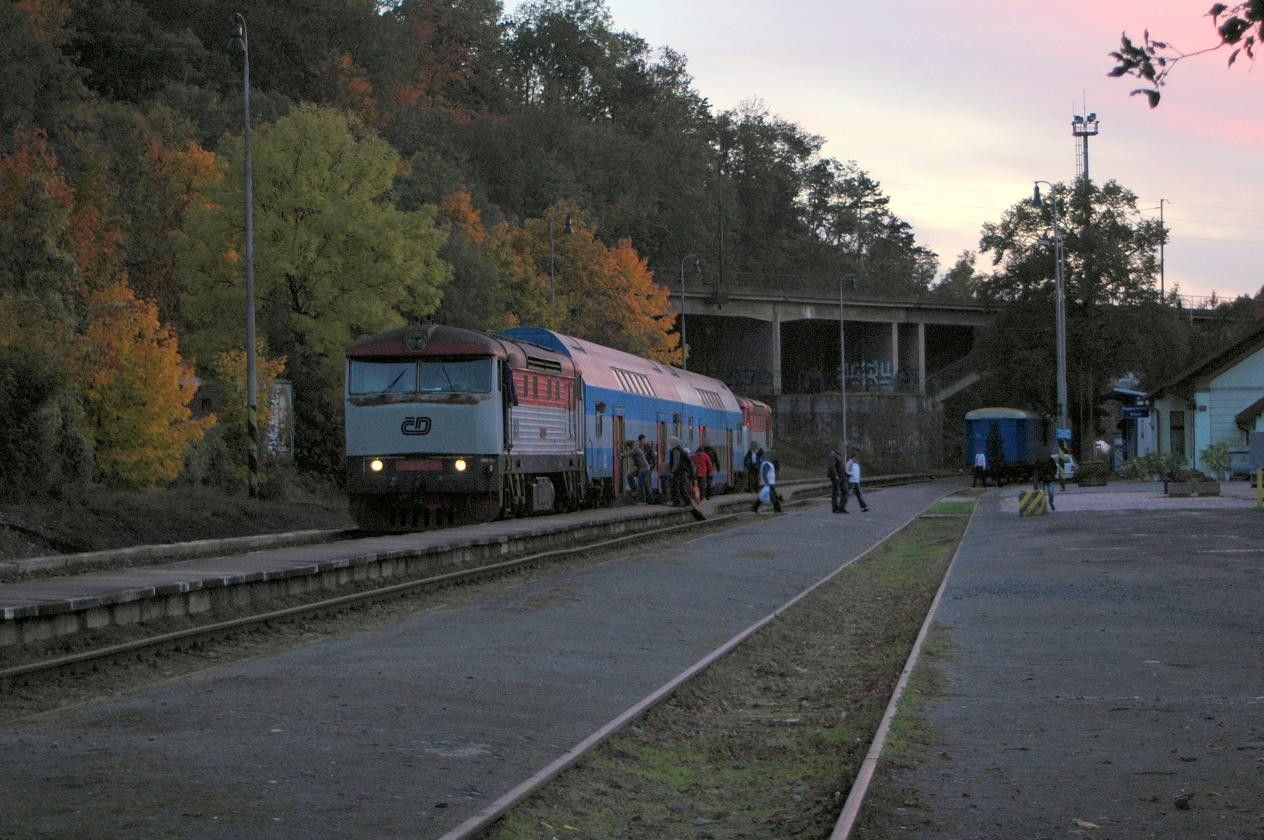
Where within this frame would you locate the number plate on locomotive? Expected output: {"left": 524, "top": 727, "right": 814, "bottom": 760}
{"left": 394, "top": 459, "right": 444, "bottom": 472}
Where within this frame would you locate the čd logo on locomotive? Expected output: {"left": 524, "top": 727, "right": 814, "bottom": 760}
{"left": 401, "top": 417, "right": 432, "bottom": 435}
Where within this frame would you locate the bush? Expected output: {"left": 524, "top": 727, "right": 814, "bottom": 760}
{"left": 1159, "top": 452, "right": 1189, "bottom": 478}
{"left": 177, "top": 423, "right": 240, "bottom": 493}
{"left": 1076, "top": 460, "right": 1111, "bottom": 485}
{"left": 1199, "top": 442, "right": 1231, "bottom": 480}
{"left": 0, "top": 349, "right": 93, "bottom": 501}
{"left": 1121, "top": 453, "right": 1161, "bottom": 480}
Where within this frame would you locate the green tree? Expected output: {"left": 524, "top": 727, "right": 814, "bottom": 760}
{"left": 971, "top": 180, "right": 1166, "bottom": 446}
{"left": 177, "top": 104, "right": 450, "bottom": 470}
{"left": 931, "top": 251, "right": 982, "bottom": 301}
{"left": 1109, "top": 3, "right": 1262, "bottom": 106}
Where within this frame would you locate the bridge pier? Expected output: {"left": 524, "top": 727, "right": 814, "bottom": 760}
{"left": 672, "top": 284, "right": 984, "bottom": 400}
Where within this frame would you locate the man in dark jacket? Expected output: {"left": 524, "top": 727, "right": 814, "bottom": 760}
{"left": 743, "top": 441, "right": 760, "bottom": 492}
{"left": 669, "top": 437, "right": 695, "bottom": 506}
{"left": 828, "top": 444, "right": 847, "bottom": 512}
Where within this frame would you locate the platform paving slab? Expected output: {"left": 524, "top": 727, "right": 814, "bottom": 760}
{"left": 0, "top": 482, "right": 949, "bottom": 839}
{"left": 882, "top": 486, "right": 1264, "bottom": 839}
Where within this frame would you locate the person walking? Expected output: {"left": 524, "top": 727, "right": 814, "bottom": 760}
{"left": 972, "top": 450, "right": 988, "bottom": 487}
{"left": 840, "top": 449, "right": 869, "bottom": 513}
{"left": 751, "top": 449, "right": 782, "bottom": 513}
{"left": 692, "top": 445, "right": 715, "bottom": 500}
{"left": 743, "top": 441, "right": 760, "bottom": 493}
{"left": 668, "top": 437, "right": 694, "bottom": 507}
{"left": 632, "top": 434, "right": 653, "bottom": 503}
{"left": 1036, "top": 444, "right": 1057, "bottom": 511}
{"left": 828, "top": 443, "right": 847, "bottom": 513}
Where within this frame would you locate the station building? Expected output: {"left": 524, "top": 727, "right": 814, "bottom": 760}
{"left": 1142, "top": 320, "right": 1264, "bottom": 477}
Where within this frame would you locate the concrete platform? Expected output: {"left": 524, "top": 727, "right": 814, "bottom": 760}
{"left": 882, "top": 480, "right": 1264, "bottom": 838}
{"left": 0, "top": 481, "right": 949, "bottom": 839}
{"left": 0, "top": 477, "right": 882, "bottom": 646}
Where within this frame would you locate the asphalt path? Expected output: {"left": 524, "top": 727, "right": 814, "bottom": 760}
{"left": 0, "top": 481, "right": 950, "bottom": 839}
{"left": 888, "top": 483, "right": 1264, "bottom": 839}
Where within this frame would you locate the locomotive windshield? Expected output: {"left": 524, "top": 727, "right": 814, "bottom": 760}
{"left": 349, "top": 359, "right": 492, "bottom": 395}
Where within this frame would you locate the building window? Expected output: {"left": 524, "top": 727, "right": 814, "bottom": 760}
{"left": 1170, "top": 410, "right": 1185, "bottom": 456}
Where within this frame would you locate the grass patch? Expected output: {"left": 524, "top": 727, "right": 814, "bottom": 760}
{"left": 853, "top": 624, "right": 954, "bottom": 838}
{"left": 483, "top": 510, "right": 970, "bottom": 839}
{"left": 925, "top": 498, "right": 977, "bottom": 516}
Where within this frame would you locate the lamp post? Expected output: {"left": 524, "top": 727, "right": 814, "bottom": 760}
{"left": 1032, "top": 181, "right": 1069, "bottom": 437}
{"left": 227, "top": 13, "right": 258, "bottom": 499}
{"left": 548, "top": 213, "right": 573, "bottom": 306}
{"left": 678, "top": 254, "right": 700, "bottom": 369}
{"left": 839, "top": 274, "right": 857, "bottom": 452}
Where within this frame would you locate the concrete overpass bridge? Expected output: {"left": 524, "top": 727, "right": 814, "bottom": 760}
{"left": 672, "top": 279, "right": 991, "bottom": 399}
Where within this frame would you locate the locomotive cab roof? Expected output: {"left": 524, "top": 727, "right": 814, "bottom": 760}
{"left": 348, "top": 325, "right": 574, "bottom": 376}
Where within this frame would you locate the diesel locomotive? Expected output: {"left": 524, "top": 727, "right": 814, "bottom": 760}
{"left": 344, "top": 323, "right": 772, "bottom": 530}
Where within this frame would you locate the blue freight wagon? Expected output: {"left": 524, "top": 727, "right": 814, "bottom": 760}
{"left": 964, "top": 407, "right": 1048, "bottom": 486}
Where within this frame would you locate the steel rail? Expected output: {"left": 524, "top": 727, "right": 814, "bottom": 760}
{"left": 0, "top": 513, "right": 743, "bottom": 686}
{"left": 438, "top": 485, "right": 964, "bottom": 840}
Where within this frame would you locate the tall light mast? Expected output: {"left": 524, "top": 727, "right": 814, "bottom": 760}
{"left": 1072, "top": 111, "right": 1099, "bottom": 182}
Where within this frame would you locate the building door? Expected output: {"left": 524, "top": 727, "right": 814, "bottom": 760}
{"left": 1170, "top": 410, "right": 1186, "bottom": 457}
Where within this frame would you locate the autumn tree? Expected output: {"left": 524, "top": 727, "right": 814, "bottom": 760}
{"left": 178, "top": 104, "right": 450, "bottom": 470}
{"left": 434, "top": 188, "right": 511, "bottom": 331}
{"left": 74, "top": 281, "right": 210, "bottom": 489}
{"left": 489, "top": 205, "right": 680, "bottom": 363}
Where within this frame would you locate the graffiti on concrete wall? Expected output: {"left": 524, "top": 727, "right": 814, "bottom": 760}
{"left": 698, "top": 360, "right": 919, "bottom": 394}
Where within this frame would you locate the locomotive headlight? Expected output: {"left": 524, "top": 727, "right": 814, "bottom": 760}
{"left": 370, "top": 459, "right": 384, "bottom": 473}
{"left": 454, "top": 458, "right": 468, "bottom": 472}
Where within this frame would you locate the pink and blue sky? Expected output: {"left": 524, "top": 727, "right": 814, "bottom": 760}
{"left": 540, "top": 1, "right": 1263, "bottom": 301}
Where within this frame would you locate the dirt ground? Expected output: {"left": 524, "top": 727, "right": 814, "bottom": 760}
{"left": 0, "top": 476, "right": 352, "bottom": 561}
{"left": 483, "top": 498, "right": 973, "bottom": 839}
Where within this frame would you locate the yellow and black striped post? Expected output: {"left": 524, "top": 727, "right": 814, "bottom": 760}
{"left": 1018, "top": 489, "right": 1048, "bottom": 516}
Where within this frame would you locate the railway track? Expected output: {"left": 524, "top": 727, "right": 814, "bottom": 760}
{"left": 0, "top": 511, "right": 745, "bottom": 691}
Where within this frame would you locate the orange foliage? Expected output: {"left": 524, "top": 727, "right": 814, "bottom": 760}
{"left": 0, "top": 129, "right": 121, "bottom": 296}
{"left": 73, "top": 282, "right": 211, "bottom": 488}
{"left": 383, "top": 4, "right": 476, "bottom": 117}
{"left": 491, "top": 206, "right": 682, "bottom": 365}
{"left": 324, "top": 51, "right": 379, "bottom": 127}
{"left": 439, "top": 189, "right": 486, "bottom": 245}
{"left": 14, "top": 0, "right": 69, "bottom": 40}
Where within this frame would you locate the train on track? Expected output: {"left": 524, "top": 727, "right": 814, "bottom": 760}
{"left": 964, "top": 406, "right": 1051, "bottom": 486}
{"left": 344, "top": 324, "right": 773, "bottom": 530}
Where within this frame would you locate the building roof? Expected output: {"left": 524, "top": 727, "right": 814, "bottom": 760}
{"left": 1146, "top": 320, "right": 1264, "bottom": 400}
{"left": 1235, "top": 396, "right": 1264, "bottom": 432}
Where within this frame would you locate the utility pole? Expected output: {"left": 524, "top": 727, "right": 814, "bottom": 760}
{"left": 1159, "top": 198, "right": 1166, "bottom": 300}
{"left": 1033, "top": 182, "right": 1069, "bottom": 438}
{"left": 228, "top": 13, "right": 258, "bottom": 499}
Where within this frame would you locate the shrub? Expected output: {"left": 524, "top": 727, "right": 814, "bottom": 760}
{"left": 1121, "top": 452, "right": 1164, "bottom": 480}
{"left": 0, "top": 349, "right": 93, "bottom": 500}
{"left": 1199, "top": 441, "right": 1231, "bottom": 480}
{"left": 1158, "top": 452, "right": 1189, "bottom": 478}
{"left": 1076, "top": 460, "right": 1111, "bottom": 485}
